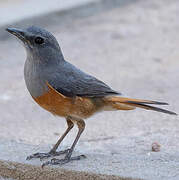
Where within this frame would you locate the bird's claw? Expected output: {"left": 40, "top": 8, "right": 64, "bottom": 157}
{"left": 42, "top": 154, "right": 86, "bottom": 168}
{"left": 26, "top": 149, "right": 70, "bottom": 161}
{"left": 26, "top": 152, "right": 51, "bottom": 160}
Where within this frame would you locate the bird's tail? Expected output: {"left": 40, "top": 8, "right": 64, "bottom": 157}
{"left": 104, "top": 96, "right": 177, "bottom": 115}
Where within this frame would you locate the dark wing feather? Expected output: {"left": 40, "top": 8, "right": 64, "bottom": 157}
{"left": 48, "top": 61, "right": 120, "bottom": 98}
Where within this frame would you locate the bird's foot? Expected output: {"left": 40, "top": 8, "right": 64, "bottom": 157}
{"left": 26, "top": 149, "right": 70, "bottom": 161}
{"left": 42, "top": 155, "right": 86, "bottom": 167}
{"left": 42, "top": 150, "right": 86, "bottom": 167}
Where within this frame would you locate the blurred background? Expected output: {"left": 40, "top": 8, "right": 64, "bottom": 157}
{"left": 0, "top": 0, "right": 178, "bottom": 158}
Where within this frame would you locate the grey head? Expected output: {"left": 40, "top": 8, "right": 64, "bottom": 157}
{"left": 6, "top": 26, "right": 66, "bottom": 97}
{"left": 6, "top": 26, "right": 64, "bottom": 64}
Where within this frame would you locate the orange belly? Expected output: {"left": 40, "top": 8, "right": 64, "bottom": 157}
{"left": 32, "top": 83, "right": 103, "bottom": 119}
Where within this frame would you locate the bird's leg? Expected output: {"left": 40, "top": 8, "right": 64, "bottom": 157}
{"left": 26, "top": 117, "right": 74, "bottom": 160}
{"left": 42, "top": 118, "right": 86, "bottom": 167}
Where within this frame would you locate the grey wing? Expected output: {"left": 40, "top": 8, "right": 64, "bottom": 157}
{"left": 49, "top": 61, "right": 121, "bottom": 97}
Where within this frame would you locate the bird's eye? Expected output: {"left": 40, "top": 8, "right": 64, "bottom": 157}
{"left": 34, "top": 37, "right": 44, "bottom": 44}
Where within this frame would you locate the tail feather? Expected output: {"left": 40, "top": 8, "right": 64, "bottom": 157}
{"left": 105, "top": 96, "right": 168, "bottom": 105}
{"left": 124, "top": 102, "right": 177, "bottom": 115}
{"left": 104, "top": 96, "right": 177, "bottom": 115}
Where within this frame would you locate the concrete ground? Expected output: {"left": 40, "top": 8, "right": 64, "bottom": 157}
{"left": 0, "top": 0, "right": 179, "bottom": 179}
{"left": 0, "top": 0, "right": 98, "bottom": 26}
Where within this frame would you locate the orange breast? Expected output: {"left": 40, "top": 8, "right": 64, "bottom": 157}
{"left": 32, "top": 83, "right": 102, "bottom": 119}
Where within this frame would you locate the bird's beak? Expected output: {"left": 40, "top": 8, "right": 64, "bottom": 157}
{"left": 6, "top": 27, "right": 26, "bottom": 41}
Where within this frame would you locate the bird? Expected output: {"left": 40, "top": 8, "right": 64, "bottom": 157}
{"left": 6, "top": 26, "right": 177, "bottom": 167}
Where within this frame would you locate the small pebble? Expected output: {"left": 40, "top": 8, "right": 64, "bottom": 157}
{"left": 152, "top": 142, "right": 161, "bottom": 152}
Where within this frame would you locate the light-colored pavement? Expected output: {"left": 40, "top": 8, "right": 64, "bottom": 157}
{"left": 0, "top": 0, "right": 98, "bottom": 27}
{"left": 0, "top": 0, "right": 179, "bottom": 179}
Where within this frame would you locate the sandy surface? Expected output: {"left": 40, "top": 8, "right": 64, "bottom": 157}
{"left": 0, "top": 0, "right": 179, "bottom": 179}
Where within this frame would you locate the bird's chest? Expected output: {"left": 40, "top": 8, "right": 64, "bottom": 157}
{"left": 24, "top": 60, "right": 48, "bottom": 97}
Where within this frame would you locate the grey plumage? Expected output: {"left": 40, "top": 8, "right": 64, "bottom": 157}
{"left": 48, "top": 60, "right": 120, "bottom": 97}
{"left": 8, "top": 26, "right": 120, "bottom": 98}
